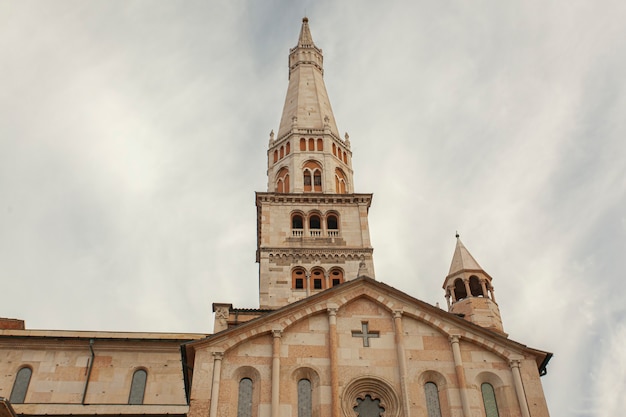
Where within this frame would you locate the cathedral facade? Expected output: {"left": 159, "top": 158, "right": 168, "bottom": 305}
{"left": 0, "top": 18, "right": 551, "bottom": 417}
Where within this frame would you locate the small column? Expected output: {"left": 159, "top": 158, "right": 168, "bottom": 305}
{"left": 510, "top": 360, "right": 531, "bottom": 417}
{"left": 324, "top": 271, "right": 330, "bottom": 290}
{"left": 490, "top": 286, "right": 497, "bottom": 303}
{"left": 394, "top": 311, "right": 411, "bottom": 417}
{"left": 271, "top": 330, "right": 282, "bottom": 417}
{"left": 327, "top": 308, "right": 340, "bottom": 417}
{"left": 463, "top": 279, "right": 472, "bottom": 298}
{"left": 449, "top": 286, "right": 457, "bottom": 303}
{"left": 445, "top": 291, "right": 452, "bottom": 309}
{"left": 306, "top": 271, "right": 311, "bottom": 297}
{"left": 209, "top": 352, "right": 224, "bottom": 417}
{"left": 480, "top": 280, "right": 488, "bottom": 297}
{"left": 449, "top": 335, "right": 471, "bottom": 417}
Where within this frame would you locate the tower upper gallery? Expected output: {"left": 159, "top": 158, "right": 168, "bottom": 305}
{"left": 267, "top": 18, "right": 354, "bottom": 195}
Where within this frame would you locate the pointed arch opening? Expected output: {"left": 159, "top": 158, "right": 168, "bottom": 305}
{"left": 335, "top": 168, "right": 347, "bottom": 194}
{"left": 280, "top": 146, "right": 284, "bottom": 159}
{"left": 316, "top": 138, "right": 323, "bottom": 151}
{"left": 313, "top": 169, "right": 322, "bottom": 192}
{"left": 276, "top": 168, "right": 290, "bottom": 193}
{"left": 332, "top": 143, "right": 337, "bottom": 156}
{"left": 303, "top": 161, "right": 322, "bottom": 193}
{"left": 286, "top": 141, "right": 291, "bottom": 154}
{"left": 273, "top": 150, "right": 278, "bottom": 163}
{"left": 308, "top": 138, "right": 315, "bottom": 151}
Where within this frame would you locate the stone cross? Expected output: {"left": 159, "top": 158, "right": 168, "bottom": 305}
{"left": 351, "top": 322, "right": 379, "bottom": 347}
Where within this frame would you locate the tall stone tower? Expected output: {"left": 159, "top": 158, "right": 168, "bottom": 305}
{"left": 256, "top": 18, "right": 375, "bottom": 310}
{"left": 442, "top": 235, "right": 505, "bottom": 333}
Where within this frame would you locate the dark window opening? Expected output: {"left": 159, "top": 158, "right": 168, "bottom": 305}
{"left": 309, "top": 216, "right": 321, "bottom": 229}
{"left": 327, "top": 215, "right": 338, "bottom": 229}
{"left": 292, "top": 215, "right": 304, "bottom": 229}
{"left": 295, "top": 278, "right": 304, "bottom": 289}
{"left": 332, "top": 278, "right": 341, "bottom": 286}
{"left": 314, "top": 279, "right": 322, "bottom": 289}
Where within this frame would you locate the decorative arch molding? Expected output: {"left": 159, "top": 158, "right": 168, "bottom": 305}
{"left": 211, "top": 282, "right": 524, "bottom": 363}
{"left": 417, "top": 370, "right": 448, "bottom": 387}
{"left": 291, "top": 366, "right": 322, "bottom": 386}
{"left": 341, "top": 376, "right": 401, "bottom": 417}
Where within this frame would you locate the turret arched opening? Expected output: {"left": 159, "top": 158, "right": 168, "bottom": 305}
{"left": 469, "top": 275, "right": 484, "bottom": 297}
{"left": 275, "top": 167, "right": 290, "bottom": 193}
{"left": 454, "top": 278, "right": 467, "bottom": 301}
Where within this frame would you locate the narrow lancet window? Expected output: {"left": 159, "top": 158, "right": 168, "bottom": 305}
{"left": 238, "top": 378, "right": 253, "bottom": 417}
{"left": 481, "top": 383, "right": 500, "bottom": 417}
{"left": 424, "top": 382, "right": 442, "bottom": 417}
{"left": 298, "top": 379, "right": 312, "bottom": 417}
{"left": 128, "top": 369, "right": 147, "bottom": 404}
{"left": 10, "top": 367, "right": 32, "bottom": 404}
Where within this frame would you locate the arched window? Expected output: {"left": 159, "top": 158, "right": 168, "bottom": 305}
{"left": 316, "top": 138, "right": 323, "bottom": 151}
{"left": 276, "top": 168, "right": 289, "bottom": 193}
{"left": 313, "top": 170, "right": 322, "bottom": 192}
{"left": 286, "top": 142, "right": 291, "bottom": 154}
{"left": 300, "top": 138, "right": 306, "bottom": 151}
{"left": 332, "top": 143, "right": 337, "bottom": 156}
{"left": 335, "top": 168, "right": 347, "bottom": 194}
{"left": 273, "top": 150, "right": 278, "bottom": 163}
{"left": 10, "top": 367, "right": 32, "bottom": 404}
{"left": 238, "top": 378, "right": 253, "bottom": 417}
{"left": 292, "top": 214, "right": 304, "bottom": 230}
{"left": 308, "top": 138, "right": 314, "bottom": 151}
{"left": 292, "top": 268, "right": 306, "bottom": 289}
{"left": 128, "top": 369, "right": 147, "bottom": 405}
{"left": 481, "top": 383, "right": 500, "bottom": 417}
{"left": 310, "top": 268, "right": 324, "bottom": 290}
{"left": 327, "top": 214, "right": 338, "bottom": 230}
{"left": 330, "top": 268, "right": 344, "bottom": 287}
{"left": 309, "top": 215, "right": 321, "bottom": 230}
{"left": 469, "top": 275, "right": 483, "bottom": 297}
{"left": 298, "top": 379, "right": 312, "bottom": 417}
{"left": 424, "top": 382, "right": 442, "bottom": 417}
{"left": 280, "top": 146, "right": 284, "bottom": 159}
{"left": 343, "top": 151, "right": 347, "bottom": 164}
{"left": 303, "top": 161, "right": 322, "bottom": 193}
{"left": 454, "top": 278, "right": 467, "bottom": 300}
{"left": 303, "top": 170, "right": 312, "bottom": 191}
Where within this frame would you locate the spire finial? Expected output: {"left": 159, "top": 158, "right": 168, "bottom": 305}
{"left": 455, "top": 231, "right": 460, "bottom": 239}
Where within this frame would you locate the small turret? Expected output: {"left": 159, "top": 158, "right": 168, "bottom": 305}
{"left": 443, "top": 234, "right": 505, "bottom": 334}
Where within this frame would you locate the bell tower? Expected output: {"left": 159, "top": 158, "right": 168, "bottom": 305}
{"left": 442, "top": 235, "right": 505, "bottom": 334}
{"left": 256, "top": 18, "right": 375, "bottom": 309}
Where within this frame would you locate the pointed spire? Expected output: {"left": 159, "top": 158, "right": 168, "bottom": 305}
{"left": 448, "top": 234, "right": 484, "bottom": 276}
{"left": 276, "top": 18, "right": 340, "bottom": 139}
{"left": 298, "top": 17, "right": 314, "bottom": 47}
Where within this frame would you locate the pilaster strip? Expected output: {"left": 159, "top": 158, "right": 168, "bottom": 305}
{"left": 510, "top": 359, "right": 531, "bottom": 417}
{"left": 271, "top": 330, "right": 282, "bottom": 417}
{"left": 209, "top": 351, "right": 224, "bottom": 417}
{"left": 393, "top": 311, "right": 411, "bottom": 417}
{"left": 327, "top": 308, "right": 340, "bottom": 417}
{"left": 449, "top": 335, "right": 471, "bottom": 417}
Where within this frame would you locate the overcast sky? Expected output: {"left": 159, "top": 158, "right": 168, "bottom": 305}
{"left": 1, "top": 1, "right": 624, "bottom": 416}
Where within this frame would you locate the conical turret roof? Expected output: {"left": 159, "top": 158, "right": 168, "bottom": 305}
{"left": 448, "top": 236, "right": 484, "bottom": 276}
